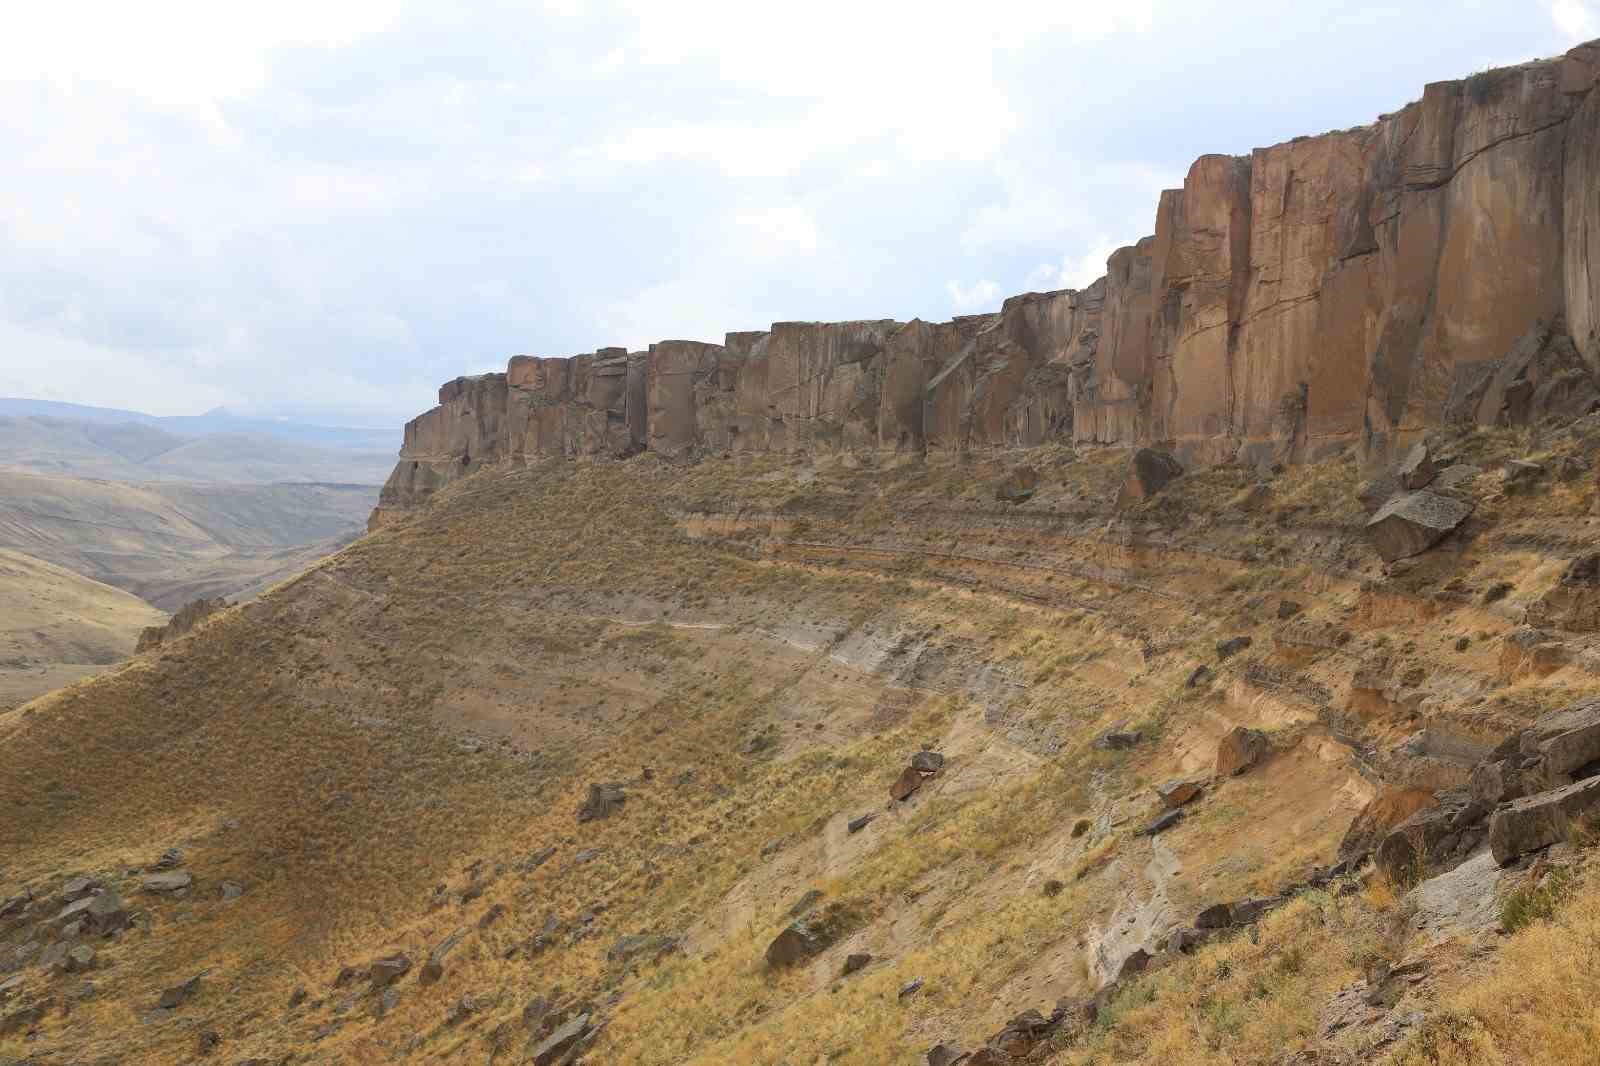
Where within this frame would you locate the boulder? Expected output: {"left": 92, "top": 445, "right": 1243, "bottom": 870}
{"left": 910, "top": 750, "right": 945, "bottom": 773}
{"left": 530, "top": 1012, "right": 593, "bottom": 1066}
{"left": 419, "top": 929, "right": 467, "bottom": 985}
{"left": 64, "top": 946, "right": 94, "bottom": 974}
{"left": 765, "top": 921, "right": 831, "bottom": 968}
{"left": 1499, "top": 626, "right": 1571, "bottom": 682}
{"left": 1374, "top": 791, "right": 1487, "bottom": 884}
{"left": 1396, "top": 442, "right": 1436, "bottom": 490}
{"left": 891, "top": 766, "right": 926, "bottom": 802}
{"left": 1116, "top": 449, "right": 1183, "bottom": 507}
{"left": 898, "top": 977, "right": 924, "bottom": 999}
{"left": 1215, "top": 726, "right": 1268, "bottom": 777}
{"left": 843, "top": 952, "right": 871, "bottom": 975}
{"left": 1473, "top": 697, "right": 1600, "bottom": 806}
{"left": 142, "top": 871, "right": 193, "bottom": 893}
{"left": 577, "top": 783, "right": 627, "bottom": 823}
{"left": 1357, "top": 473, "right": 1403, "bottom": 514}
{"left": 927, "top": 1045, "right": 970, "bottom": 1066}
{"left": 1140, "top": 810, "right": 1183, "bottom": 836}
{"left": 847, "top": 813, "right": 875, "bottom": 834}
{"left": 1216, "top": 636, "right": 1252, "bottom": 660}
{"left": 1194, "top": 903, "right": 1233, "bottom": 930}
{"left": 1365, "top": 491, "right": 1474, "bottom": 562}
{"left": 1092, "top": 725, "right": 1143, "bottom": 750}
{"left": 994, "top": 466, "right": 1039, "bottom": 503}
{"left": 1153, "top": 778, "right": 1204, "bottom": 809}
{"left": 368, "top": 953, "right": 412, "bottom": 988}
{"left": 158, "top": 974, "right": 203, "bottom": 1010}
{"left": 1489, "top": 775, "right": 1600, "bottom": 864}
{"left": 1229, "top": 897, "right": 1280, "bottom": 924}
{"left": 58, "top": 877, "right": 97, "bottom": 903}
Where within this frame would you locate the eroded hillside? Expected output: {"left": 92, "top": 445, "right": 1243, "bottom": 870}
{"left": 6, "top": 419, "right": 1600, "bottom": 1064}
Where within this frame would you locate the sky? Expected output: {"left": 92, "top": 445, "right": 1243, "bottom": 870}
{"left": 0, "top": 1, "right": 1594, "bottom": 427}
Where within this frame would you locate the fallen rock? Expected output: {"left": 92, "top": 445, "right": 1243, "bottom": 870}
{"left": 577, "top": 782, "right": 627, "bottom": 823}
{"left": 910, "top": 750, "right": 945, "bottom": 773}
{"left": 1140, "top": 810, "right": 1183, "bottom": 836}
{"left": 1499, "top": 626, "right": 1571, "bottom": 683}
{"left": 368, "top": 953, "right": 412, "bottom": 989}
{"left": 419, "top": 929, "right": 467, "bottom": 985}
{"left": 0, "top": 999, "right": 48, "bottom": 1035}
{"left": 847, "top": 813, "right": 874, "bottom": 834}
{"left": 890, "top": 766, "right": 926, "bottom": 802}
{"left": 1228, "top": 897, "right": 1280, "bottom": 924}
{"left": 1185, "top": 664, "right": 1214, "bottom": 688}
{"left": 1276, "top": 599, "right": 1303, "bottom": 620}
{"left": 142, "top": 870, "right": 193, "bottom": 893}
{"left": 995, "top": 465, "right": 1039, "bottom": 504}
{"left": 1215, "top": 636, "right": 1252, "bottom": 660}
{"left": 1153, "top": 778, "right": 1204, "bottom": 809}
{"left": 1357, "top": 472, "right": 1403, "bottom": 513}
{"left": 64, "top": 945, "right": 94, "bottom": 974}
{"left": 1194, "top": 903, "right": 1233, "bottom": 930}
{"left": 530, "top": 1012, "right": 593, "bottom": 1066}
{"left": 219, "top": 881, "right": 244, "bottom": 902}
{"left": 158, "top": 974, "right": 203, "bottom": 1010}
{"left": 1092, "top": 724, "right": 1143, "bottom": 750}
{"left": 1374, "top": 790, "right": 1487, "bottom": 884}
{"left": 1365, "top": 491, "right": 1474, "bottom": 563}
{"left": 1489, "top": 775, "right": 1600, "bottom": 864}
{"left": 843, "top": 952, "right": 871, "bottom": 975}
{"left": 0, "top": 974, "right": 22, "bottom": 1001}
{"left": 1396, "top": 442, "right": 1436, "bottom": 490}
{"left": 1116, "top": 448, "right": 1183, "bottom": 507}
{"left": 1215, "top": 726, "right": 1268, "bottom": 777}
{"left": 898, "top": 977, "right": 924, "bottom": 999}
{"left": 765, "top": 921, "right": 831, "bottom": 968}
{"left": 927, "top": 1044, "right": 969, "bottom": 1066}
{"left": 58, "top": 877, "right": 97, "bottom": 903}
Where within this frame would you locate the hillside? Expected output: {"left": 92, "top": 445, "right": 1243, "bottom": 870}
{"left": 0, "top": 472, "right": 375, "bottom": 610}
{"left": 0, "top": 549, "right": 166, "bottom": 712}
{"left": 4, "top": 420, "right": 1600, "bottom": 1063}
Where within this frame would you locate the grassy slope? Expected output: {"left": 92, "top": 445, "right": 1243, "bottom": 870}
{"left": 3, "top": 424, "right": 1600, "bottom": 1063}
{"left": 0, "top": 548, "right": 167, "bottom": 711}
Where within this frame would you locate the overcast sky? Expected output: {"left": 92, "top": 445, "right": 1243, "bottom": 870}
{"left": 0, "top": 1, "right": 1593, "bottom": 427}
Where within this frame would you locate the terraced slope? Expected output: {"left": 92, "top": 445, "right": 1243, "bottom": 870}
{"left": 4, "top": 424, "right": 1600, "bottom": 1064}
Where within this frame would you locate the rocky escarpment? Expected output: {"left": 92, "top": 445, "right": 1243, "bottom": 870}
{"left": 372, "top": 41, "right": 1600, "bottom": 529}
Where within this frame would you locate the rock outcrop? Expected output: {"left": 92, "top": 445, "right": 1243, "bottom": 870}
{"left": 372, "top": 43, "right": 1600, "bottom": 533}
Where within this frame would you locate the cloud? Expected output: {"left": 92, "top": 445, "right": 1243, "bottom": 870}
{"left": 1552, "top": 0, "right": 1600, "bottom": 44}
{"left": 945, "top": 279, "right": 1002, "bottom": 314}
{"left": 1026, "top": 238, "right": 1125, "bottom": 293}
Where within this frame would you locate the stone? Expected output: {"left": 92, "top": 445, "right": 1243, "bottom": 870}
{"left": 1228, "top": 897, "right": 1279, "bottom": 924}
{"left": 608, "top": 934, "right": 676, "bottom": 966}
{"left": 37, "top": 942, "right": 68, "bottom": 972}
{"left": 446, "top": 994, "right": 482, "bottom": 1025}
{"left": 530, "top": 1013, "right": 593, "bottom": 1066}
{"left": 158, "top": 974, "right": 203, "bottom": 1009}
{"left": 927, "top": 1044, "right": 969, "bottom": 1066}
{"left": 369, "top": 954, "right": 412, "bottom": 988}
{"left": 1527, "top": 553, "right": 1600, "bottom": 632}
{"left": 1357, "top": 473, "right": 1403, "bottom": 514}
{"left": 847, "top": 813, "right": 875, "bottom": 834}
{"left": 1185, "top": 664, "right": 1214, "bottom": 688}
{"left": 219, "top": 881, "right": 244, "bottom": 902}
{"left": 1396, "top": 442, "right": 1436, "bottom": 490}
{"left": 288, "top": 985, "right": 308, "bottom": 1008}
{"left": 1215, "top": 636, "right": 1252, "bottom": 660}
{"left": 1365, "top": 491, "right": 1474, "bottom": 563}
{"left": 910, "top": 750, "right": 945, "bottom": 773}
{"left": 58, "top": 877, "right": 97, "bottom": 903}
{"left": 898, "top": 977, "right": 925, "bottom": 999}
{"left": 1374, "top": 791, "right": 1488, "bottom": 884}
{"left": 1215, "top": 726, "right": 1268, "bottom": 777}
{"left": 890, "top": 766, "right": 926, "bottom": 802}
{"left": 1092, "top": 725, "right": 1143, "bottom": 751}
{"left": 843, "top": 952, "right": 871, "bottom": 975}
{"left": 1276, "top": 599, "right": 1303, "bottom": 620}
{"left": 1114, "top": 948, "right": 1151, "bottom": 981}
{"left": 141, "top": 870, "right": 193, "bottom": 893}
{"left": 0, "top": 999, "right": 47, "bottom": 1035}
{"left": 1502, "top": 459, "right": 1545, "bottom": 492}
{"left": 0, "top": 974, "right": 21, "bottom": 1001}
{"left": 994, "top": 465, "right": 1039, "bottom": 503}
{"left": 1154, "top": 778, "right": 1204, "bottom": 809}
{"left": 577, "top": 782, "right": 626, "bottom": 823}
{"left": 64, "top": 945, "right": 94, "bottom": 973}
{"left": 1116, "top": 449, "right": 1183, "bottom": 508}
{"left": 419, "top": 929, "right": 467, "bottom": 985}
{"left": 197, "top": 1029, "right": 221, "bottom": 1055}
{"left": 1140, "top": 810, "right": 1184, "bottom": 836}
{"left": 765, "top": 921, "right": 830, "bottom": 968}
{"left": 0, "top": 891, "right": 29, "bottom": 921}
{"left": 1042, "top": 879, "right": 1064, "bottom": 898}
{"left": 137, "top": 600, "right": 226, "bottom": 652}
{"left": 1194, "top": 903, "right": 1233, "bottom": 930}
{"left": 1489, "top": 775, "right": 1600, "bottom": 864}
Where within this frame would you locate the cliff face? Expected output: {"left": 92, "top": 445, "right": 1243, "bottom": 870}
{"left": 373, "top": 42, "right": 1600, "bottom": 527}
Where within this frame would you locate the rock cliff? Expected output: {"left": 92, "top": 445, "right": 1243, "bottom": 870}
{"left": 373, "top": 41, "right": 1600, "bottom": 528}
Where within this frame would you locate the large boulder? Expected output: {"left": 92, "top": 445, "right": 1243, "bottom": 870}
{"left": 419, "top": 929, "right": 467, "bottom": 985}
{"left": 890, "top": 766, "right": 926, "bottom": 802}
{"left": 1373, "top": 791, "right": 1487, "bottom": 884}
{"left": 1472, "top": 697, "right": 1600, "bottom": 807}
{"left": 1115, "top": 449, "right": 1183, "bottom": 508}
{"left": 1153, "top": 778, "right": 1204, "bottom": 809}
{"left": 1215, "top": 727, "right": 1268, "bottom": 777}
{"left": 530, "top": 1012, "right": 594, "bottom": 1066}
{"left": 368, "top": 953, "right": 412, "bottom": 988}
{"left": 1489, "top": 775, "right": 1600, "bottom": 864}
{"left": 1365, "top": 491, "right": 1474, "bottom": 562}
{"left": 1395, "top": 442, "right": 1436, "bottom": 490}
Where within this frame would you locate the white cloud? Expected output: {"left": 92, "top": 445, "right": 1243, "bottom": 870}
{"left": 1026, "top": 237, "right": 1125, "bottom": 292}
{"left": 1552, "top": 0, "right": 1600, "bottom": 44}
{"left": 945, "top": 279, "right": 1002, "bottom": 314}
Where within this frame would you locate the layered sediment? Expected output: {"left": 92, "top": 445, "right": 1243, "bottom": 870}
{"left": 373, "top": 41, "right": 1600, "bottom": 528}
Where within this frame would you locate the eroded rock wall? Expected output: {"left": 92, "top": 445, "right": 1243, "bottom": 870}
{"left": 371, "top": 42, "right": 1600, "bottom": 528}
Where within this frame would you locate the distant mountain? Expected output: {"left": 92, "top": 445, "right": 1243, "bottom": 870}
{"left": 0, "top": 413, "right": 397, "bottom": 485}
{"left": 0, "top": 398, "right": 399, "bottom": 453}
